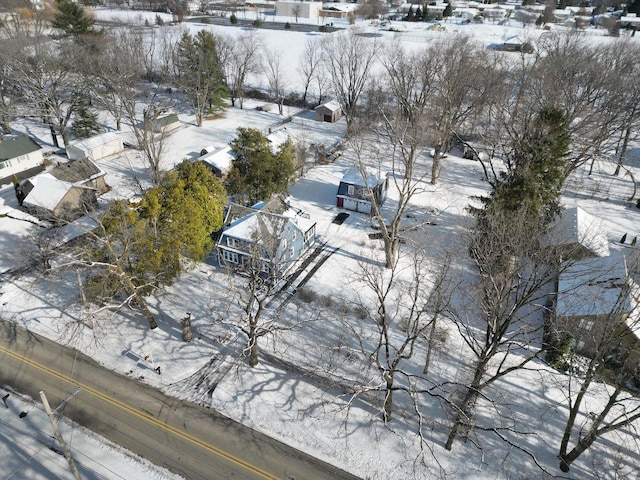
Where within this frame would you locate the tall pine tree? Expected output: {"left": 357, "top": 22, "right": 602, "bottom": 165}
{"left": 175, "top": 30, "right": 227, "bottom": 127}
{"left": 51, "top": 0, "right": 97, "bottom": 37}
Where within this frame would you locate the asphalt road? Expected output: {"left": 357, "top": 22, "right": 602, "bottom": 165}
{"left": 0, "top": 319, "right": 360, "bottom": 480}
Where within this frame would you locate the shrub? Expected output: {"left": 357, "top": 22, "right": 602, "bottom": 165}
{"left": 319, "top": 24, "right": 328, "bottom": 32}
{"left": 230, "top": 14, "right": 237, "bottom": 24}
{"left": 284, "top": 22, "right": 291, "bottom": 30}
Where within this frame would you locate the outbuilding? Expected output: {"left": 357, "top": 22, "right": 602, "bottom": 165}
{"left": 66, "top": 132, "right": 124, "bottom": 162}
{"left": 315, "top": 101, "right": 343, "bottom": 123}
{"left": 336, "top": 168, "right": 389, "bottom": 215}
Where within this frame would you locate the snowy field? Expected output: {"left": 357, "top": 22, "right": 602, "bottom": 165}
{"left": 1, "top": 8, "right": 640, "bottom": 480}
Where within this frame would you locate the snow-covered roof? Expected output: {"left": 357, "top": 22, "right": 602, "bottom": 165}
{"left": 556, "top": 253, "right": 630, "bottom": 318}
{"left": 340, "top": 167, "right": 384, "bottom": 188}
{"left": 546, "top": 206, "right": 610, "bottom": 257}
{"left": 266, "top": 127, "right": 290, "bottom": 151}
{"left": 22, "top": 173, "right": 73, "bottom": 210}
{"left": 68, "top": 132, "right": 122, "bottom": 152}
{"left": 199, "top": 146, "right": 234, "bottom": 172}
{"left": 322, "top": 3, "right": 357, "bottom": 13}
{"left": 0, "top": 134, "right": 41, "bottom": 160}
{"left": 316, "top": 100, "right": 341, "bottom": 112}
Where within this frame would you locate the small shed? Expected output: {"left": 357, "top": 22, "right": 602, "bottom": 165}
{"left": 0, "top": 135, "right": 44, "bottom": 181}
{"left": 315, "top": 101, "right": 342, "bottom": 123}
{"left": 337, "top": 168, "right": 389, "bottom": 215}
{"left": 198, "top": 146, "right": 235, "bottom": 180}
{"left": 66, "top": 132, "right": 124, "bottom": 162}
{"left": 153, "top": 113, "right": 181, "bottom": 134}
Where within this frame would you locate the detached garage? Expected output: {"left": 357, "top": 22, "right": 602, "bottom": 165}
{"left": 315, "top": 101, "right": 342, "bottom": 123}
{"left": 66, "top": 132, "right": 124, "bottom": 162}
{"left": 336, "top": 168, "right": 389, "bottom": 215}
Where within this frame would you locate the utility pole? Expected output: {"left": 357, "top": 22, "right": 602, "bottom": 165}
{"left": 39, "top": 390, "right": 82, "bottom": 480}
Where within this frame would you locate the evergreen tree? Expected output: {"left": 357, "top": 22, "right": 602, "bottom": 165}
{"left": 415, "top": 6, "right": 423, "bottom": 21}
{"left": 51, "top": 0, "right": 97, "bottom": 37}
{"left": 175, "top": 30, "right": 227, "bottom": 127}
{"left": 474, "top": 106, "right": 570, "bottom": 229}
{"left": 230, "top": 13, "right": 238, "bottom": 24}
{"left": 227, "top": 128, "right": 295, "bottom": 206}
{"left": 406, "top": 5, "right": 415, "bottom": 21}
{"left": 443, "top": 2, "right": 453, "bottom": 17}
{"left": 629, "top": 0, "right": 640, "bottom": 14}
{"left": 71, "top": 97, "right": 102, "bottom": 139}
{"left": 95, "top": 160, "right": 227, "bottom": 296}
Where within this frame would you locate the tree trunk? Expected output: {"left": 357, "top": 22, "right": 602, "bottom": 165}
{"left": 559, "top": 429, "right": 597, "bottom": 472}
{"left": 445, "top": 359, "right": 488, "bottom": 450}
{"left": 383, "top": 373, "right": 393, "bottom": 422}
{"left": 614, "top": 125, "right": 632, "bottom": 176}
{"left": 384, "top": 238, "right": 398, "bottom": 269}
{"left": 48, "top": 123, "right": 59, "bottom": 148}
{"left": 248, "top": 317, "right": 259, "bottom": 367}
{"left": 182, "top": 313, "right": 193, "bottom": 342}
{"left": 431, "top": 153, "right": 442, "bottom": 185}
{"left": 118, "top": 268, "right": 157, "bottom": 329}
{"left": 423, "top": 317, "right": 438, "bottom": 375}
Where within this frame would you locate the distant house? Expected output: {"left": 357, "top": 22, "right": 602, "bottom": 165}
{"left": 198, "top": 146, "right": 235, "bottom": 180}
{"left": 336, "top": 168, "right": 389, "bottom": 215}
{"left": 21, "top": 158, "right": 108, "bottom": 222}
{"left": 315, "top": 101, "right": 342, "bottom": 123}
{"left": 0, "top": 135, "right": 44, "bottom": 183}
{"left": 275, "top": 1, "right": 322, "bottom": 19}
{"left": 217, "top": 195, "right": 316, "bottom": 279}
{"left": 66, "top": 132, "right": 124, "bottom": 162}
{"left": 544, "top": 206, "right": 610, "bottom": 261}
{"left": 554, "top": 253, "right": 640, "bottom": 377}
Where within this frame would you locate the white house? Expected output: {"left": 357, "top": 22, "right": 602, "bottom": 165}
{"left": 275, "top": 1, "right": 322, "bottom": 19}
{"left": 0, "top": 135, "right": 44, "bottom": 182}
{"left": 66, "top": 132, "right": 124, "bottom": 162}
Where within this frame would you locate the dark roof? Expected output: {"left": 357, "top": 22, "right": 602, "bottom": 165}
{"left": 0, "top": 135, "right": 42, "bottom": 161}
{"left": 156, "top": 113, "right": 179, "bottom": 128}
{"left": 50, "top": 158, "right": 103, "bottom": 183}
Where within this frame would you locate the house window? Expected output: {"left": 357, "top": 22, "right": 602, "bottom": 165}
{"left": 260, "top": 261, "right": 270, "bottom": 273}
{"left": 578, "top": 319, "right": 594, "bottom": 331}
{"left": 222, "top": 250, "right": 239, "bottom": 264}
{"left": 226, "top": 237, "right": 238, "bottom": 248}
{"left": 282, "top": 239, "right": 287, "bottom": 250}
{"left": 292, "top": 230, "right": 297, "bottom": 241}
{"left": 347, "top": 185, "right": 355, "bottom": 196}
{"left": 576, "top": 340, "right": 585, "bottom": 352}
{"left": 289, "top": 246, "right": 295, "bottom": 258}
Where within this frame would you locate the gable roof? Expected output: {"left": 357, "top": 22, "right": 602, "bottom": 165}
{"left": 156, "top": 113, "right": 180, "bottom": 128}
{"left": 68, "top": 132, "right": 121, "bottom": 152}
{"left": 340, "top": 167, "right": 385, "bottom": 188}
{"left": 315, "top": 100, "right": 341, "bottom": 113}
{"left": 23, "top": 173, "right": 75, "bottom": 211}
{"left": 50, "top": 158, "right": 104, "bottom": 183}
{"left": 0, "top": 135, "right": 42, "bottom": 161}
{"left": 557, "top": 253, "right": 631, "bottom": 318}
{"left": 546, "top": 206, "right": 610, "bottom": 257}
{"left": 199, "top": 146, "right": 235, "bottom": 173}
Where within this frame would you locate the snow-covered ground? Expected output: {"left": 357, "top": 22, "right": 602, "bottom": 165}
{"left": 1, "top": 9, "right": 640, "bottom": 480}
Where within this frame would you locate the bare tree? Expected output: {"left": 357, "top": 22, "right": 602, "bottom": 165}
{"left": 343, "top": 246, "right": 448, "bottom": 422}
{"left": 262, "top": 47, "right": 286, "bottom": 115}
{"left": 551, "top": 254, "right": 640, "bottom": 473}
{"left": 321, "top": 29, "right": 379, "bottom": 129}
{"left": 297, "top": 36, "right": 323, "bottom": 106}
{"left": 220, "top": 239, "right": 288, "bottom": 367}
{"left": 444, "top": 204, "right": 567, "bottom": 450}
{"left": 8, "top": 37, "right": 81, "bottom": 147}
{"left": 225, "top": 30, "right": 262, "bottom": 109}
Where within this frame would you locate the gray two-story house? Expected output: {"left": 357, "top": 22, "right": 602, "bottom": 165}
{"left": 217, "top": 196, "right": 316, "bottom": 279}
